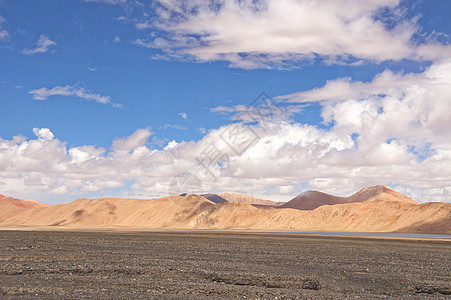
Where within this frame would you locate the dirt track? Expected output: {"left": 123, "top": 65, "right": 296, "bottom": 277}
{"left": 0, "top": 230, "right": 450, "bottom": 299}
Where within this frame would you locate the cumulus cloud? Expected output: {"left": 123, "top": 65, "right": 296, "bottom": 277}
{"left": 279, "top": 59, "right": 451, "bottom": 141}
{"left": 29, "top": 84, "right": 121, "bottom": 107}
{"left": 33, "top": 128, "right": 55, "bottom": 141}
{"left": 179, "top": 112, "right": 188, "bottom": 120}
{"left": 278, "top": 60, "right": 451, "bottom": 196}
{"left": 22, "top": 35, "right": 56, "bottom": 55}
{"left": 278, "top": 63, "right": 448, "bottom": 105}
{"left": 131, "top": 0, "right": 451, "bottom": 68}
{"left": 2, "top": 62, "right": 451, "bottom": 203}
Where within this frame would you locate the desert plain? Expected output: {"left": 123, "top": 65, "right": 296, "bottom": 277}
{"left": 0, "top": 230, "right": 450, "bottom": 299}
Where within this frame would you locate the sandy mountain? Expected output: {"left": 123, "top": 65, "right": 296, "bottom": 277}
{"left": 0, "top": 194, "right": 214, "bottom": 227}
{"left": 0, "top": 188, "right": 449, "bottom": 234}
{"left": 347, "top": 185, "right": 417, "bottom": 204}
{"left": 0, "top": 194, "right": 51, "bottom": 226}
{"left": 201, "top": 192, "right": 283, "bottom": 206}
{"left": 384, "top": 201, "right": 451, "bottom": 234}
{"left": 176, "top": 199, "right": 449, "bottom": 234}
{"left": 0, "top": 194, "right": 50, "bottom": 209}
{"left": 280, "top": 185, "right": 417, "bottom": 210}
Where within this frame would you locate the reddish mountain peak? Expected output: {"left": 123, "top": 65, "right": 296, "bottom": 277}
{"left": 298, "top": 190, "right": 336, "bottom": 197}
{"left": 349, "top": 185, "right": 417, "bottom": 204}
{"left": 0, "top": 195, "right": 50, "bottom": 209}
{"left": 280, "top": 190, "right": 344, "bottom": 210}
{"left": 282, "top": 185, "right": 417, "bottom": 210}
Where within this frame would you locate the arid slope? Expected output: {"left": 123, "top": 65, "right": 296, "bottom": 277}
{"left": 0, "top": 194, "right": 50, "bottom": 209}
{"left": 281, "top": 185, "right": 417, "bottom": 210}
{"left": 201, "top": 192, "right": 282, "bottom": 206}
{"left": 0, "top": 187, "right": 449, "bottom": 234}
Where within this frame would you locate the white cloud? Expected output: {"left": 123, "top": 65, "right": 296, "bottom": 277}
{"left": 28, "top": 84, "right": 121, "bottom": 107}
{"left": 33, "top": 128, "right": 54, "bottom": 141}
{"left": 69, "top": 145, "right": 106, "bottom": 164}
{"left": 179, "top": 112, "right": 188, "bottom": 120}
{"left": 131, "top": 0, "right": 451, "bottom": 68}
{"left": 114, "top": 36, "right": 120, "bottom": 43}
{"left": 0, "top": 29, "right": 9, "bottom": 41}
{"left": 278, "top": 64, "right": 449, "bottom": 104}
{"left": 112, "top": 128, "right": 153, "bottom": 152}
{"left": 22, "top": 35, "right": 56, "bottom": 55}
{"left": 210, "top": 103, "right": 302, "bottom": 124}
{"left": 164, "top": 140, "right": 178, "bottom": 150}
{"left": 0, "top": 15, "right": 11, "bottom": 42}
{"left": 135, "top": 21, "right": 152, "bottom": 30}
{"left": 279, "top": 60, "right": 451, "bottom": 142}
{"left": 159, "top": 124, "right": 188, "bottom": 130}
{"left": 85, "top": 0, "right": 127, "bottom": 5}
{"left": 1, "top": 106, "right": 450, "bottom": 203}
{"left": 2, "top": 62, "right": 451, "bottom": 203}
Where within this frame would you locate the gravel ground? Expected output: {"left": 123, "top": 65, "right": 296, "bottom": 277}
{"left": 0, "top": 230, "right": 450, "bottom": 299}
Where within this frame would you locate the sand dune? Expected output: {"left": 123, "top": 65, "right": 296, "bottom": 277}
{"left": 0, "top": 187, "right": 449, "bottom": 234}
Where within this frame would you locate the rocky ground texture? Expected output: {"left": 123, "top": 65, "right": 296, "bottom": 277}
{"left": 0, "top": 230, "right": 450, "bottom": 299}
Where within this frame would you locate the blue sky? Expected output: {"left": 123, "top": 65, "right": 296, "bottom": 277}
{"left": 0, "top": 0, "right": 450, "bottom": 204}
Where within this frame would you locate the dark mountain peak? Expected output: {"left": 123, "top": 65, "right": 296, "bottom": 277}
{"left": 200, "top": 193, "right": 228, "bottom": 204}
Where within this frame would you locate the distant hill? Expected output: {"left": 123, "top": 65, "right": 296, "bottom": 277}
{"left": 0, "top": 187, "right": 449, "bottom": 234}
{"left": 199, "top": 193, "right": 228, "bottom": 204}
{"left": 201, "top": 192, "right": 283, "bottom": 206}
{"left": 0, "top": 194, "right": 50, "bottom": 209}
{"left": 280, "top": 185, "right": 417, "bottom": 210}
{"left": 0, "top": 194, "right": 51, "bottom": 226}
{"left": 280, "top": 190, "right": 346, "bottom": 210}
{"left": 347, "top": 185, "right": 417, "bottom": 204}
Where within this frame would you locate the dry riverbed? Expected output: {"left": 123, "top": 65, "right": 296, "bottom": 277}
{"left": 0, "top": 230, "right": 450, "bottom": 299}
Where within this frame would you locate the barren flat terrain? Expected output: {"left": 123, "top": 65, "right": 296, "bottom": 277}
{"left": 0, "top": 231, "right": 450, "bottom": 299}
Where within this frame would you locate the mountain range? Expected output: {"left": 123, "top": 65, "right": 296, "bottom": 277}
{"left": 0, "top": 186, "right": 450, "bottom": 234}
